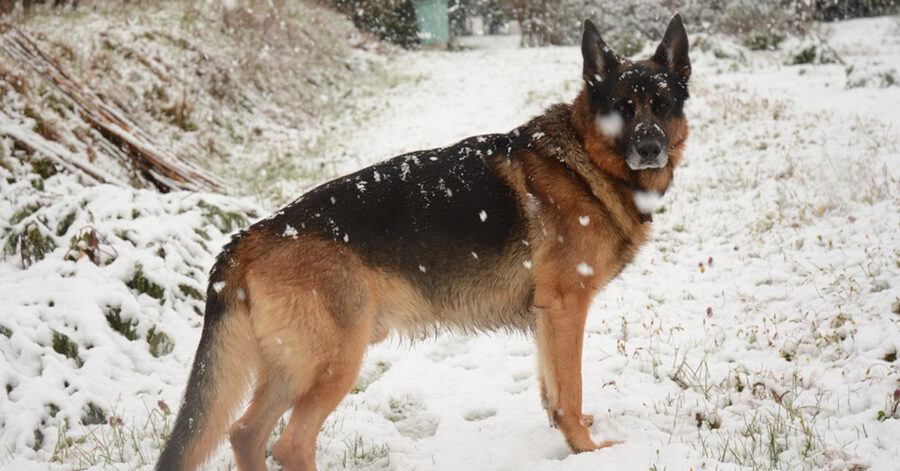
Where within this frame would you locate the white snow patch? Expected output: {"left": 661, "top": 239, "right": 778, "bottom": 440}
{"left": 576, "top": 262, "right": 594, "bottom": 276}
{"left": 634, "top": 190, "right": 664, "bottom": 214}
{"left": 283, "top": 225, "right": 298, "bottom": 238}
{"left": 578, "top": 215, "right": 590, "bottom": 226}
{"left": 213, "top": 281, "right": 227, "bottom": 293}
{"left": 596, "top": 112, "right": 623, "bottom": 138}
{"left": 478, "top": 210, "right": 487, "bottom": 222}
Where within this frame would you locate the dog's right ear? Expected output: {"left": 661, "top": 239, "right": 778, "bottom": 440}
{"left": 582, "top": 19, "right": 620, "bottom": 86}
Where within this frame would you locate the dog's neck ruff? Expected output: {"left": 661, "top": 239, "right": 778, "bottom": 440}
{"left": 523, "top": 104, "right": 655, "bottom": 224}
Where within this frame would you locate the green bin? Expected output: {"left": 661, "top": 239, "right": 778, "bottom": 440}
{"left": 413, "top": 0, "right": 449, "bottom": 47}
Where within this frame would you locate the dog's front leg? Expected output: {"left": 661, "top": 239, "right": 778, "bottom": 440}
{"left": 534, "top": 300, "right": 619, "bottom": 453}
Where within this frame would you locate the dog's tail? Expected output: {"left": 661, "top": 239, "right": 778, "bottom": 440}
{"left": 156, "top": 269, "right": 255, "bottom": 471}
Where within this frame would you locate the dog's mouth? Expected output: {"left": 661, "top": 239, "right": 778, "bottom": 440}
{"left": 626, "top": 149, "right": 668, "bottom": 170}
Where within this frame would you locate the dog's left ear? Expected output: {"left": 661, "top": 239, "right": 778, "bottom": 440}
{"left": 652, "top": 14, "right": 691, "bottom": 83}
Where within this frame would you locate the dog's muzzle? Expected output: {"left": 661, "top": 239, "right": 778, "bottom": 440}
{"left": 627, "top": 122, "right": 668, "bottom": 170}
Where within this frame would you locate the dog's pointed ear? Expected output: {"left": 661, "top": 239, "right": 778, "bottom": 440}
{"left": 582, "top": 19, "right": 620, "bottom": 86}
{"left": 653, "top": 14, "right": 691, "bottom": 82}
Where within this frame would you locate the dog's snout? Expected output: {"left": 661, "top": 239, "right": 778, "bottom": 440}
{"left": 636, "top": 140, "right": 662, "bottom": 160}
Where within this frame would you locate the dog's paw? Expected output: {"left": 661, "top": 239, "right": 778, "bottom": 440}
{"left": 594, "top": 440, "right": 623, "bottom": 450}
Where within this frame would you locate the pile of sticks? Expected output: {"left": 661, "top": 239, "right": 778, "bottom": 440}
{"left": 0, "top": 25, "right": 226, "bottom": 193}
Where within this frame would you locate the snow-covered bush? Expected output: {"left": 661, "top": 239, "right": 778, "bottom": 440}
{"left": 330, "top": 0, "right": 419, "bottom": 49}
{"left": 0, "top": 142, "right": 261, "bottom": 467}
{"left": 784, "top": 36, "right": 841, "bottom": 65}
{"left": 845, "top": 63, "right": 898, "bottom": 88}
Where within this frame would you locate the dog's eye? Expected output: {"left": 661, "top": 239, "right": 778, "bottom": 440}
{"left": 652, "top": 97, "right": 670, "bottom": 115}
{"left": 615, "top": 101, "right": 634, "bottom": 119}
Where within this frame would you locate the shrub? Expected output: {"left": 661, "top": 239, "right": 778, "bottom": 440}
{"left": 331, "top": 0, "right": 419, "bottom": 48}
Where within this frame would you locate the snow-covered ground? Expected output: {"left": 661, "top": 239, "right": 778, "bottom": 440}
{"left": 2, "top": 14, "right": 899, "bottom": 471}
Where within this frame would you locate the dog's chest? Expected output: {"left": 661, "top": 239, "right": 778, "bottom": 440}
{"left": 538, "top": 190, "right": 650, "bottom": 291}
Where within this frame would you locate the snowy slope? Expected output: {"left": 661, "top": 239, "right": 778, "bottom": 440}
{"left": 2, "top": 14, "right": 900, "bottom": 471}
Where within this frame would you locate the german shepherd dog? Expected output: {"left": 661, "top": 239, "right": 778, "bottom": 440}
{"left": 158, "top": 15, "right": 690, "bottom": 471}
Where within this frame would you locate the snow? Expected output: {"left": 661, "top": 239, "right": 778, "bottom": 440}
{"left": 576, "top": 262, "right": 594, "bottom": 277}
{"left": 633, "top": 190, "right": 664, "bottom": 214}
{"left": 596, "top": 112, "right": 624, "bottom": 138}
{"left": 2, "top": 14, "right": 900, "bottom": 471}
{"left": 282, "top": 224, "right": 298, "bottom": 239}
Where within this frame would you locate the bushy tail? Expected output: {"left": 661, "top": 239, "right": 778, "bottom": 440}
{"left": 156, "top": 289, "right": 254, "bottom": 471}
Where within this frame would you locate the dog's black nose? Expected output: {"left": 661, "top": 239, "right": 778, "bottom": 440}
{"left": 636, "top": 140, "right": 661, "bottom": 160}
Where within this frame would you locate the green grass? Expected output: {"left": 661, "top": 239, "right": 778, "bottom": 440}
{"left": 340, "top": 432, "right": 390, "bottom": 468}
{"left": 50, "top": 401, "right": 173, "bottom": 468}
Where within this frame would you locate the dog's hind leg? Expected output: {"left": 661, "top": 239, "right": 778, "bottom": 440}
{"left": 270, "top": 318, "right": 370, "bottom": 471}
{"left": 229, "top": 367, "right": 291, "bottom": 471}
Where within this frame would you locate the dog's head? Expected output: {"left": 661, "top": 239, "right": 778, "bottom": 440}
{"left": 579, "top": 15, "right": 690, "bottom": 179}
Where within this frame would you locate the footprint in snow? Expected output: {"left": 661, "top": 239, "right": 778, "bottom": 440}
{"left": 511, "top": 370, "right": 532, "bottom": 382}
{"left": 505, "top": 381, "right": 530, "bottom": 394}
{"left": 464, "top": 408, "right": 497, "bottom": 422}
{"left": 382, "top": 396, "right": 439, "bottom": 439}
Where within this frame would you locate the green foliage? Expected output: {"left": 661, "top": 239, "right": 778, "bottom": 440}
{"left": 31, "top": 158, "right": 58, "bottom": 179}
{"left": 5, "top": 222, "right": 57, "bottom": 268}
{"left": 105, "top": 307, "right": 138, "bottom": 341}
{"left": 127, "top": 264, "right": 165, "bottom": 300}
{"left": 743, "top": 32, "right": 785, "bottom": 51}
{"left": 792, "top": 46, "right": 817, "bottom": 64}
{"left": 56, "top": 211, "right": 77, "bottom": 237}
{"left": 197, "top": 200, "right": 249, "bottom": 233}
{"left": 790, "top": 40, "right": 840, "bottom": 65}
{"left": 82, "top": 402, "right": 106, "bottom": 426}
{"left": 10, "top": 203, "right": 40, "bottom": 225}
{"left": 52, "top": 330, "right": 83, "bottom": 367}
{"left": 146, "top": 327, "right": 174, "bottom": 358}
{"left": 332, "top": 0, "right": 419, "bottom": 49}
{"left": 33, "top": 429, "right": 43, "bottom": 451}
{"left": 814, "top": 0, "right": 900, "bottom": 21}
{"left": 178, "top": 283, "right": 203, "bottom": 301}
